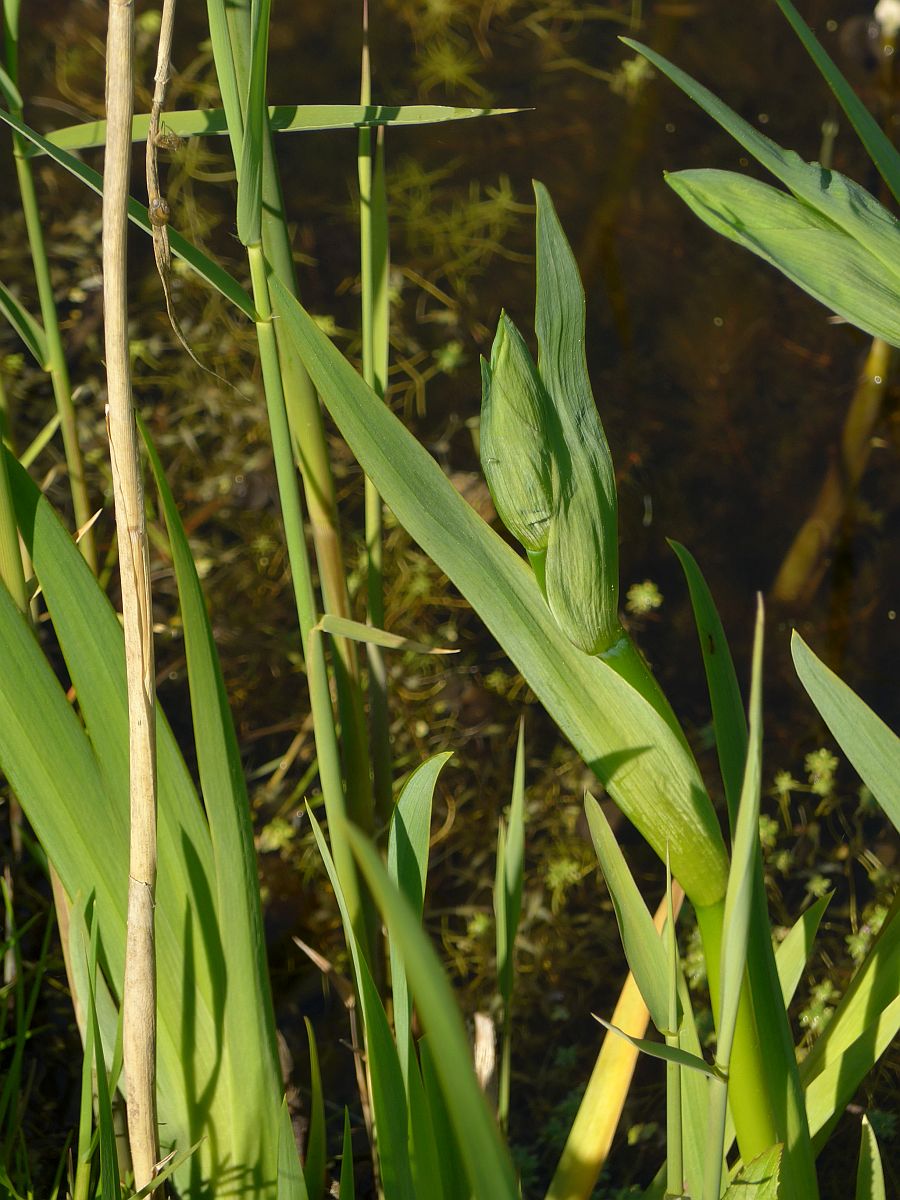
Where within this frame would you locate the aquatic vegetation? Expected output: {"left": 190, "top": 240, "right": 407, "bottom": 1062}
{"left": 0, "top": 2, "right": 896, "bottom": 1199}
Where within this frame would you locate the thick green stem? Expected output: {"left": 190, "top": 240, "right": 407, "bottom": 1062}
{"left": 696, "top": 900, "right": 780, "bottom": 1165}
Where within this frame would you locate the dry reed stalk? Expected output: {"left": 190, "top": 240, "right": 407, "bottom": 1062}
{"left": 103, "top": 0, "right": 160, "bottom": 1188}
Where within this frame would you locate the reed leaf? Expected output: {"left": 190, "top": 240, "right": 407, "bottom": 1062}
{"left": 775, "top": 893, "right": 832, "bottom": 1008}
{"left": 771, "top": 0, "right": 900, "bottom": 205}
{"left": 267, "top": 272, "right": 728, "bottom": 909}
{"left": 792, "top": 633, "right": 900, "bottom": 833}
{"left": 0, "top": 108, "right": 255, "bottom": 318}
{"left": 665, "top": 169, "right": 900, "bottom": 347}
{"left": 585, "top": 794, "right": 669, "bottom": 1031}
{"left": 38, "top": 105, "right": 520, "bottom": 155}
{"left": 0, "top": 280, "right": 47, "bottom": 368}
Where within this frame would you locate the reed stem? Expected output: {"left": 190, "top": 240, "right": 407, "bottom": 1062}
{"left": 103, "top": 0, "right": 160, "bottom": 1187}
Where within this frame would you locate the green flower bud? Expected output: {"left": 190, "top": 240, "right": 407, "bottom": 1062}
{"left": 480, "top": 183, "right": 622, "bottom": 656}
{"left": 480, "top": 313, "right": 555, "bottom": 554}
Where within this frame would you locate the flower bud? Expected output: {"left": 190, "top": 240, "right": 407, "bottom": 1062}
{"left": 480, "top": 183, "right": 622, "bottom": 655}
{"left": 480, "top": 313, "right": 555, "bottom": 554}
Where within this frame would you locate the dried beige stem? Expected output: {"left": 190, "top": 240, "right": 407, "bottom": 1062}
{"left": 103, "top": 0, "right": 160, "bottom": 1189}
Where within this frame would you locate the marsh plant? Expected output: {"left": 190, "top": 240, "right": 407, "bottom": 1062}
{"left": 0, "top": 1, "right": 897, "bottom": 1199}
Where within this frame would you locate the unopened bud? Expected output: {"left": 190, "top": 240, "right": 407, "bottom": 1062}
{"left": 480, "top": 313, "right": 555, "bottom": 554}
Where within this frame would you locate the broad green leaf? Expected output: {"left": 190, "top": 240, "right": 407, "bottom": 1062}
{"left": 277, "top": 1096, "right": 309, "bottom": 1200}
{"left": 670, "top": 539, "right": 746, "bottom": 832}
{"left": 0, "top": 280, "right": 47, "bottom": 368}
{"left": 666, "top": 169, "right": 900, "bottom": 347}
{"left": 0, "top": 451, "right": 250, "bottom": 1193}
{"left": 801, "top": 893, "right": 900, "bottom": 1145}
{"left": 143, "top": 417, "right": 283, "bottom": 1180}
{"left": 716, "top": 598, "right": 765, "bottom": 1067}
{"left": 792, "top": 632, "right": 900, "bottom": 833}
{"left": 585, "top": 794, "right": 670, "bottom": 1031}
{"left": 625, "top": 39, "right": 900, "bottom": 290}
{"left": 346, "top": 823, "right": 520, "bottom": 1200}
{"left": 592, "top": 1017, "right": 716, "bottom": 1077}
{"left": 407, "top": 1054, "right": 445, "bottom": 1200}
{"left": 772, "top": 0, "right": 900, "bottom": 205}
{"left": 856, "top": 1114, "right": 885, "bottom": 1200}
{"left": 317, "top": 612, "right": 455, "bottom": 655}
{"left": 0, "top": 107, "right": 255, "bottom": 319}
{"left": 309, "top": 813, "right": 415, "bottom": 1200}
{"left": 775, "top": 893, "right": 832, "bottom": 1008}
{"left": 722, "top": 1145, "right": 782, "bottom": 1199}
{"left": 420, "top": 1036, "right": 469, "bottom": 1200}
{"left": 673, "top": 544, "right": 814, "bottom": 1194}
{"left": 236, "top": 0, "right": 272, "bottom": 246}
{"left": 267, "top": 271, "right": 729, "bottom": 910}
{"left": 805, "top": 992, "right": 900, "bottom": 1148}
{"left": 387, "top": 752, "right": 452, "bottom": 1085}
{"left": 302, "top": 1018, "right": 325, "bottom": 1200}
{"left": 39, "top": 104, "right": 521, "bottom": 155}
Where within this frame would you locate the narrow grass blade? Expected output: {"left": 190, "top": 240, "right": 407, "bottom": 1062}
{"left": 772, "top": 0, "right": 900, "bottom": 205}
{"left": 142, "top": 416, "right": 283, "bottom": 1177}
{"left": 592, "top": 1018, "right": 716, "bottom": 1077}
{"left": 792, "top": 632, "right": 900, "bottom": 832}
{"left": 669, "top": 540, "right": 746, "bottom": 831}
{"left": 721, "top": 1146, "right": 782, "bottom": 1199}
{"left": 236, "top": 0, "right": 272, "bottom": 247}
{"left": 388, "top": 753, "right": 452, "bottom": 1085}
{"left": 268, "top": 271, "right": 729, "bottom": 910}
{"left": 585, "top": 794, "right": 669, "bottom": 1031}
{"left": 706, "top": 598, "right": 765, "bottom": 1200}
{"left": 309, "top": 813, "right": 415, "bottom": 1200}
{"left": 0, "top": 108, "right": 255, "bottom": 318}
{"left": 0, "top": 281, "right": 47, "bottom": 368}
{"left": 339, "top": 1110, "right": 354, "bottom": 1200}
{"left": 717, "top": 596, "right": 765, "bottom": 1062}
{"left": 856, "top": 1114, "right": 885, "bottom": 1200}
{"left": 41, "top": 105, "right": 522, "bottom": 154}
{"left": 317, "top": 613, "right": 455, "bottom": 655}
{"left": 495, "top": 720, "right": 526, "bottom": 1130}
{"left": 302, "top": 1018, "right": 325, "bottom": 1200}
{"left": 775, "top": 893, "right": 832, "bottom": 1008}
{"left": 277, "top": 1096, "right": 309, "bottom": 1200}
{"left": 345, "top": 824, "right": 520, "bottom": 1200}
{"left": 85, "top": 919, "right": 119, "bottom": 1200}
{"left": 666, "top": 169, "right": 900, "bottom": 347}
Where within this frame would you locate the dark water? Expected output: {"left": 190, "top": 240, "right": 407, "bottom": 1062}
{"left": 5, "top": 0, "right": 899, "bottom": 1195}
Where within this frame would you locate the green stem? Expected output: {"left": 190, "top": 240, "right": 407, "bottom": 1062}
{"left": 215, "top": 0, "right": 374, "bottom": 828}
{"left": 247, "top": 245, "right": 318, "bottom": 642}
{"left": 358, "top": 10, "right": 393, "bottom": 824}
{"left": 11, "top": 134, "right": 97, "bottom": 574}
{"left": 696, "top": 901, "right": 780, "bottom": 1164}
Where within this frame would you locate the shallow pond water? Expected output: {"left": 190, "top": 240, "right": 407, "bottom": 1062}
{"left": 3, "top": 1, "right": 899, "bottom": 1195}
